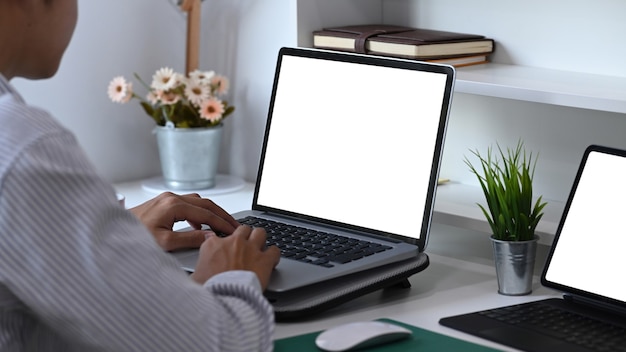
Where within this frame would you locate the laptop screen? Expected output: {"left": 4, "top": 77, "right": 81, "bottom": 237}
{"left": 253, "top": 47, "right": 454, "bottom": 246}
{"left": 543, "top": 145, "right": 626, "bottom": 307}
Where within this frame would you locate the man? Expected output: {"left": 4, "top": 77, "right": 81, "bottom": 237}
{"left": 0, "top": 1, "right": 281, "bottom": 351}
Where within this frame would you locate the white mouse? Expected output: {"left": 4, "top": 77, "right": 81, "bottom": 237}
{"left": 315, "top": 320, "right": 412, "bottom": 352}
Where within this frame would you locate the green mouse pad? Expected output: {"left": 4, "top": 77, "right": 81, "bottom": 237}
{"left": 273, "top": 318, "right": 500, "bottom": 351}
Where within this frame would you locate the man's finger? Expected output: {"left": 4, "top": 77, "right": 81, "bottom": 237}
{"left": 232, "top": 225, "right": 253, "bottom": 240}
{"left": 169, "top": 202, "right": 238, "bottom": 235}
{"left": 163, "top": 230, "right": 206, "bottom": 251}
{"left": 265, "top": 245, "right": 281, "bottom": 267}
{"left": 248, "top": 227, "right": 268, "bottom": 248}
{"left": 178, "top": 194, "right": 239, "bottom": 228}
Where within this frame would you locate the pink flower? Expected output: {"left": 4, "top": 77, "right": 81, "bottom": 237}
{"left": 210, "top": 75, "right": 229, "bottom": 95}
{"left": 199, "top": 97, "right": 225, "bottom": 122}
{"left": 160, "top": 91, "right": 181, "bottom": 105}
{"left": 107, "top": 76, "right": 132, "bottom": 103}
{"left": 147, "top": 90, "right": 162, "bottom": 105}
{"left": 120, "top": 82, "right": 133, "bottom": 103}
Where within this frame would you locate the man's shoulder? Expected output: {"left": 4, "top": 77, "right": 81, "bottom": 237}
{"left": 0, "top": 93, "right": 69, "bottom": 147}
{"left": 0, "top": 93, "right": 73, "bottom": 175}
{"left": 1, "top": 93, "right": 65, "bottom": 133}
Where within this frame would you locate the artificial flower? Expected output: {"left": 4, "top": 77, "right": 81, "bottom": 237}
{"left": 108, "top": 67, "right": 234, "bottom": 128}
{"left": 185, "top": 79, "right": 210, "bottom": 106}
{"left": 211, "top": 75, "right": 229, "bottom": 95}
{"left": 189, "top": 69, "right": 214, "bottom": 85}
{"left": 151, "top": 67, "right": 177, "bottom": 91}
{"left": 199, "top": 97, "right": 225, "bottom": 122}
{"left": 107, "top": 76, "right": 131, "bottom": 103}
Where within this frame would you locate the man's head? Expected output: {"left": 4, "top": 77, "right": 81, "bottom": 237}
{"left": 0, "top": 0, "right": 78, "bottom": 80}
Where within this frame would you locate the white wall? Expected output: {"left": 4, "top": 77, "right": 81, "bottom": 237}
{"left": 384, "top": 0, "right": 626, "bottom": 77}
{"left": 11, "top": 0, "right": 626, "bottom": 203}
{"left": 12, "top": 0, "right": 296, "bottom": 184}
{"left": 381, "top": 0, "right": 626, "bottom": 204}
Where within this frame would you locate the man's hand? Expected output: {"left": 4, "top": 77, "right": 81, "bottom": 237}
{"left": 191, "top": 226, "right": 281, "bottom": 290}
{"left": 129, "top": 192, "right": 240, "bottom": 251}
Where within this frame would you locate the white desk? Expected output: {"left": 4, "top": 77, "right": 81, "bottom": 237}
{"left": 115, "top": 179, "right": 561, "bottom": 351}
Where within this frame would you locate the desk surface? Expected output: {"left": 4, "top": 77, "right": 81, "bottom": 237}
{"left": 115, "top": 179, "right": 561, "bottom": 351}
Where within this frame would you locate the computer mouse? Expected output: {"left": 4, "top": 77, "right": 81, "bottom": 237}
{"left": 315, "top": 320, "right": 412, "bottom": 352}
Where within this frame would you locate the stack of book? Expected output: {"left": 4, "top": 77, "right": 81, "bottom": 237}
{"left": 312, "top": 24, "right": 495, "bottom": 68}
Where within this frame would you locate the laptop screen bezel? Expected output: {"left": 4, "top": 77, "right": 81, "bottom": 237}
{"left": 541, "top": 144, "right": 626, "bottom": 311}
{"left": 249, "top": 47, "right": 455, "bottom": 250}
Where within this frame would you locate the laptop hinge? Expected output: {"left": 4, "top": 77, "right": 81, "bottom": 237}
{"left": 563, "top": 294, "right": 626, "bottom": 317}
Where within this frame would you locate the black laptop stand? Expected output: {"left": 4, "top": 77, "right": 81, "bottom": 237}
{"left": 266, "top": 252, "right": 429, "bottom": 321}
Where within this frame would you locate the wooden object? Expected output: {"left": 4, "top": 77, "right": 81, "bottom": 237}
{"left": 180, "top": 0, "right": 201, "bottom": 74}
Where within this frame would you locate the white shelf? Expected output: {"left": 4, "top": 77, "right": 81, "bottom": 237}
{"left": 455, "top": 64, "right": 626, "bottom": 114}
{"left": 433, "top": 182, "right": 564, "bottom": 246}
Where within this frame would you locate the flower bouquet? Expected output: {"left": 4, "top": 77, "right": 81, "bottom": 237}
{"left": 107, "top": 67, "right": 234, "bottom": 128}
{"left": 108, "top": 67, "right": 235, "bottom": 190}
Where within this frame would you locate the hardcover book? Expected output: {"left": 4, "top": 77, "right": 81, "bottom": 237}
{"left": 313, "top": 24, "right": 494, "bottom": 60}
{"left": 425, "top": 54, "right": 489, "bottom": 68}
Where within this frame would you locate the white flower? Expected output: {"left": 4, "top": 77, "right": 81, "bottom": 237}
{"left": 189, "top": 69, "right": 215, "bottom": 85}
{"left": 151, "top": 67, "right": 177, "bottom": 91}
{"left": 184, "top": 79, "right": 210, "bottom": 106}
{"left": 107, "top": 76, "right": 132, "bottom": 103}
{"left": 172, "top": 72, "right": 186, "bottom": 87}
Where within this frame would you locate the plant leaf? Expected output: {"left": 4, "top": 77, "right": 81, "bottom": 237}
{"left": 465, "top": 140, "right": 547, "bottom": 241}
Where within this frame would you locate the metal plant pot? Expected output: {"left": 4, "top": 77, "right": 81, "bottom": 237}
{"left": 154, "top": 124, "right": 223, "bottom": 190}
{"left": 491, "top": 235, "right": 538, "bottom": 296}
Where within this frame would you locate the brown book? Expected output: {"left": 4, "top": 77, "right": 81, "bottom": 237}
{"left": 313, "top": 24, "right": 494, "bottom": 59}
{"left": 313, "top": 24, "right": 415, "bottom": 53}
{"left": 425, "top": 54, "right": 489, "bottom": 68}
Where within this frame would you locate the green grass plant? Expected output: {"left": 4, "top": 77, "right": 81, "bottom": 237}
{"left": 465, "top": 141, "right": 547, "bottom": 241}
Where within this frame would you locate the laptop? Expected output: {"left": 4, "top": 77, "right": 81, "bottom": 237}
{"left": 173, "top": 47, "right": 455, "bottom": 292}
{"left": 439, "top": 144, "right": 626, "bottom": 352}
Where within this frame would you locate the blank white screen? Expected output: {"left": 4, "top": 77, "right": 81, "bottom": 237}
{"left": 545, "top": 151, "right": 626, "bottom": 302}
{"left": 256, "top": 55, "right": 448, "bottom": 239}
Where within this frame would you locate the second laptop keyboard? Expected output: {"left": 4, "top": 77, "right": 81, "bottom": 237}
{"left": 479, "top": 301, "right": 626, "bottom": 352}
{"left": 238, "top": 216, "right": 392, "bottom": 268}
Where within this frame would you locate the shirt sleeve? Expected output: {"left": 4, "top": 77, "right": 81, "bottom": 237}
{"left": 207, "top": 270, "right": 263, "bottom": 292}
{"left": 0, "top": 119, "right": 274, "bottom": 351}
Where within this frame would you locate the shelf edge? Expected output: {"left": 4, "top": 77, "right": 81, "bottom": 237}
{"left": 454, "top": 64, "right": 626, "bottom": 114}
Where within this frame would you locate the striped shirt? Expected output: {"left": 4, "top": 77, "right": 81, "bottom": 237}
{"left": 0, "top": 75, "right": 274, "bottom": 351}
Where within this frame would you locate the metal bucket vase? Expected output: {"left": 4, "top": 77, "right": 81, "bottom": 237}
{"left": 491, "top": 235, "right": 538, "bottom": 296}
{"left": 154, "top": 124, "right": 223, "bottom": 190}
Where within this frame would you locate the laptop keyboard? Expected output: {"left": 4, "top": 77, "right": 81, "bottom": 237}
{"left": 479, "top": 302, "right": 626, "bottom": 352}
{"left": 238, "top": 216, "right": 392, "bottom": 268}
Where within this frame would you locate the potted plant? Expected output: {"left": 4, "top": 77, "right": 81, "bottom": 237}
{"left": 107, "top": 68, "right": 234, "bottom": 190}
{"left": 465, "top": 140, "right": 547, "bottom": 295}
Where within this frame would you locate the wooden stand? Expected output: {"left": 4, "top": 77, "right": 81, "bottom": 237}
{"left": 180, "top": 0, "right": 201, "bottom": 74}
